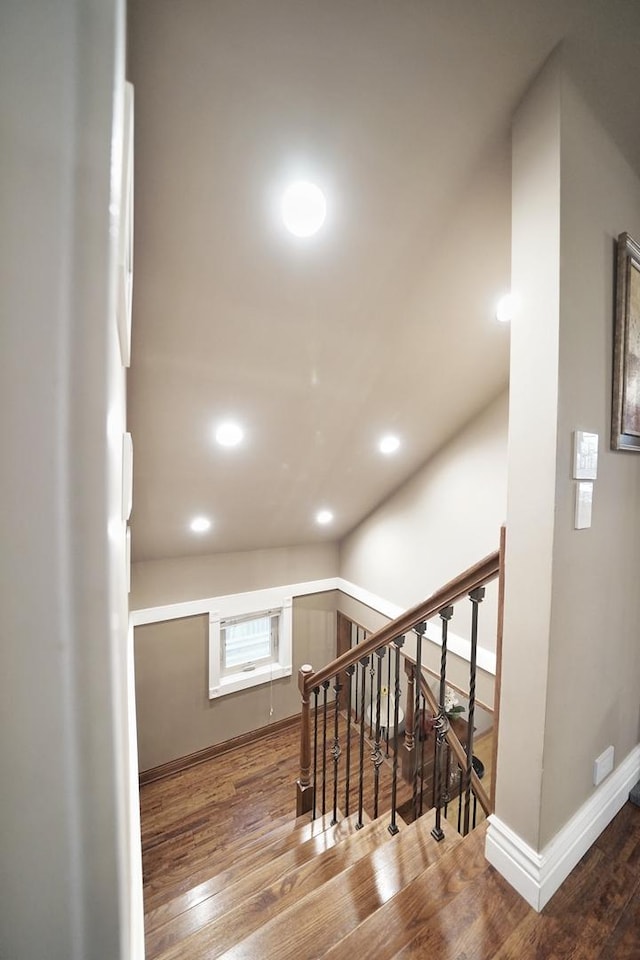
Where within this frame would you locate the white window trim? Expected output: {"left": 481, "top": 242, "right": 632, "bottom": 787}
{"left": 209, "top": 597, "right": 292, "bottom": 698}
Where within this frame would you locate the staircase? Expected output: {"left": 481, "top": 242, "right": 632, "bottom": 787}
{"left": 144, "top": 804, "right": 491, "bottom": 959}
{"left": 142, "top": 541, "right": 505, "bottom": 958}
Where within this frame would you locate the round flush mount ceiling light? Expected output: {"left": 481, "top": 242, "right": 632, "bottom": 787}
{"left": 215, "top": 421, "right": 244, "bottom": 448}
{"left": 495, "top": 292, "right": 520, "bottom": 324}
{"left": 379, "top": 434, "right": 401, "bottom": 455}
{"left": 190, "top": 516, "right": 211, "bottom": 533}
{"left": 281, "top": 181, "right": 327, "bottom": 237}
{"left": 315, "top": 509, "right": 334, "bottom": 526}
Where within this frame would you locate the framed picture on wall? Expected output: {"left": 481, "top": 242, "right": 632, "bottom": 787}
{"left": 611, "top": 232, "right": 640, "bottom": 451}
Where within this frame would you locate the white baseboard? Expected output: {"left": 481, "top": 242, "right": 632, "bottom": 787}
{"left": 485, "top": 743, "right": 640, "bottom": 911}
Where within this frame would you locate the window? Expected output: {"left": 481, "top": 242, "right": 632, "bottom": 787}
{"left": 220, "top": 610, "right": 280, "bottom": 676}
{"left": 208, "top": 595, "right": 292, "bottom": 698}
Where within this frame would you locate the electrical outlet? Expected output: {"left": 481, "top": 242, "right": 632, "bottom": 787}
{"left": 593, "top": 745, "right": 614, "bottom": 786}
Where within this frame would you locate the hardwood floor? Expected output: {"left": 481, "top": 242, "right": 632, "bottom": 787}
{"left": 140, "top": 722, "right": 640, "bottom": 959}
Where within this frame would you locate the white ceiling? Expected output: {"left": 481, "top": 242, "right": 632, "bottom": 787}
{"left": 128, "top": 0, "right": 640, "bottom": 562}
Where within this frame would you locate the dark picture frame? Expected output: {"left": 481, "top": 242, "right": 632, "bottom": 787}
{"left": 611, "top": 232, "right": 640, "bottom": 451}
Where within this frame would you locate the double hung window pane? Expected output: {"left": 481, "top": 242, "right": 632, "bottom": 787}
{"left": 222, "top": 612, "right": 278, "bottom": 673}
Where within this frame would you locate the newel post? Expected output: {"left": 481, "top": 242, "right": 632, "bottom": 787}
{"left": 296, "top": 663, "right": 314, "bottom": 816}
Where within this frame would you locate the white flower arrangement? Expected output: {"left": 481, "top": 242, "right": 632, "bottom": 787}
{"left": 444, "top": 686, "right": 465, "bottom": 719}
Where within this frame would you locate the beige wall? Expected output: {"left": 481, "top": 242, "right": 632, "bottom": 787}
{"left": 135, "top": 591, "right": 338, "bottom": 771}
{"left": 497, "top": 52, "right": 640, "bottom": 852}
{"left": 496, "top": 53, "right": 562, "bottom": 850}
{"left": 131, "top": 542, "right": 339, "bottom": 609}
{"left": 541, "top": 75, "right": 640, "bottom": 845}
{"left": 339, "top": 392, "right": 508, "bottom": 610}
{"left": 339, "top": 392, "right": 507, "bottom": 662}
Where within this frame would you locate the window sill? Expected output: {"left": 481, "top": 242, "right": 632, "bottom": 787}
{"left": 209, "top": 662, "right": 291, "bottom": 699}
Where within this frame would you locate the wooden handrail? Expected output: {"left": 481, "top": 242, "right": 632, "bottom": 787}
{"left": 403, "top": 654, "right": 492, "bottom": 816}
{"left": 301, "top": 549, "right": 500, "bottom": 696}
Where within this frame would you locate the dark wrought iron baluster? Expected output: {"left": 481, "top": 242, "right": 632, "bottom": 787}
{"left": 413, "top": 621, "right": 426, "bottom": 821}
{"left": 432, "top": 605, "right": 453, "bottom": 842}
{"left": 312, "top": 686, "right": 319, "bottom": 820}
{"left": 457, "top": 764, "right": 463, "bottom": 834}
{"left": 356, "top": 655, "right": 369, "bottom": 829}
{"left": 463, "top": 587, "right": 484, "bottom": 836}
{"left": 443, "top": 742, "right": 451, "bottom": 819}
{"left": 321, "top": 679, "right": 330, "bottom": 817}
{"left": 371, "top": 647, "right": 385, "bottom": 819}
{"left": 344, "top": 665, "right": 355, "bottom": 816}
{"left": 388, "top": 635, "right": 405, "bottom": 835}
{"left": 419, "top": 691, "right": 426, "bottom": 816}
{"left": 368, "top": 656, "right": 375, "bottom": 737}
{"left": 353, "top": 625, "right": 360, "bottom": 722}
{"left": 331, "top": 676, "right": 342, "bottom": 824}
{"left": 473, "top": 792, "right": 478, "bottom": 829}
{"left": 385, "top": 647, "right": 391, "bottom": 757}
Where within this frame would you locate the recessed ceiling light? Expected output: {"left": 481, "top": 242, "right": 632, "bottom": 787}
{"left": 315, "top": 509, "right": 334, "bottom": 526}
{"left": 190, "top": 516, "right": 211, "bottom": 533}
{"left": 282, "top": 181, "right": 327, "bottom": 237}
{"left": 215, "top": 421, "right": 244, "bottom": 447}
{"left": 379, "top": 434, "right": 400, "bottom": 455}
{"left": 495, "top": 292, "right": 520, "bottom": 324}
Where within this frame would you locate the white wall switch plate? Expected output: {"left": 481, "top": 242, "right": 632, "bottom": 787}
{"left": 575, "top": 480, "right": 593, "bottom": 529}
{"left": 593, "top": 745, "right": 614, "bottom": 786}
{"left": 573, "top": 430, "right": 598, "bottom": 480}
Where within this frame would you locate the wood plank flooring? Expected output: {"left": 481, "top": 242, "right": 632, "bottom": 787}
{"left": 140, "top": 720, "right": 640, "bottom": 959}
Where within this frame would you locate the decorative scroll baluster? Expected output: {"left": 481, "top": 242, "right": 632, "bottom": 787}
{"left": 321, "top": 679, "right": 330, "bottom": 817}
{"left": 388, "top": 635, "right": 405, "bottom": 835}
{"left": 413, "top": 621, "right": 426, "bottom": 821}
{"left": 296, "top": 664, "right": 314, "bottom": 817}
{"left": 371, "top": 647, "right": 385, "bottom": 819}
{"left": 356, "top": 655, "right": 369, "bottom": 829}
{"left": 331, "top": 676, "right": 342, "bottom": 825}
{"left": 405, "top": 666, "right": 415, "bottom": 755}
{"left": 368, "top": 657, "right": 375, "bottom": 737}
{"left": 344, "top": 665, "right": 355, "bottom": 816}
{"left": 312, "top": 685, "right": 320, "bottom": 820}
{"left": 431, "top": 605, "right": 453, "bottom": 841}
{"left": 463, "top": 586, "right": 484, "bottom": 835}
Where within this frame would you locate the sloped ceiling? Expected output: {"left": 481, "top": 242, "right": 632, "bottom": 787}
{"left": 128, "top": 0, "right": 640, "bottom": 562}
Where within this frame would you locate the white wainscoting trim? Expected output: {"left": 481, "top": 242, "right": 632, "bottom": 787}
{"left": 485, "top": 743, "right": 640, "bottom": 911}
{"left": 131, "top": 575, "right": 495, "bottom": 674}
{"left": 130, "top": 577, "right": 340, "bottom": 626}
{"left": 336, "top": 578, "right": 496, "bottom": 676}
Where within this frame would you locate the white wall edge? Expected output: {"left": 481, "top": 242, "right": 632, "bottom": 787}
{"left": 485, "top": 742, "right": 640, "bottom": 911}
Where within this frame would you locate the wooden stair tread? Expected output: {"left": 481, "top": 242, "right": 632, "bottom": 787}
{"left": 143, "top": 809, "right": 293, "bottom": 903}
{"left": 322, "top": 822, "right": 488, "bottom": 960}
{"left": 213, "top": 809, "right": 458, "bottom": 960}
{"left": 144, "top": 809, "right": 332, "bottom": 915}
{"left": 145, "top": 812, "right": 362, "bottom": 957}
{"left": 152, "top": 813, "right": 399, "bottom": 960}
{"left": 392, "top": 838, "right": 529, "bottom": 958}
